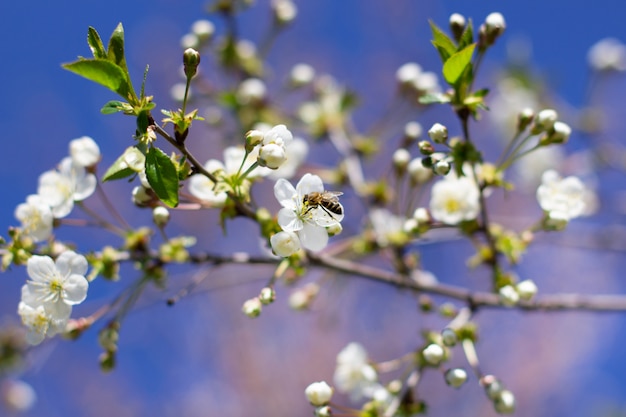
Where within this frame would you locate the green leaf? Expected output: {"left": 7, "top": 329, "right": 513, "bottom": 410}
{"left": 87, "top": 27, "right": 107, "bottom": 59}
{"left": 442, "top": 43, "right": 476, "bottom": 85}
{"left": 429, "top": 20, "right": 457, "bottom": 62}
{"left": 136, "top": 110, "right": 150, "bottom": 134}
{"left": 63, "top": 59, "right": 131, "bottom": 99}
{"left": 107, "top": 23, "right": 128, "bottom": 73}
{"left": 457, "top": 19, "right": 474, "bottom": 50}
{"left": 102, "top": 151, "right": 136, "bottom": 182}
{"left": 145, "top": 147, "right": 179, "bottom": 207}
{"left": 101, "top": 100, "right": 127, "bottom": 114}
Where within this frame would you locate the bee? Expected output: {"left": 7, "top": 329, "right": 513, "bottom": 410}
{"left": 302, "top": 191, "right": 344, "bottom": 225}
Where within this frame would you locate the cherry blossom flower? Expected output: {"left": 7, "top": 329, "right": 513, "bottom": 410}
{"left": 274, "top": 173, "right": 343, "bottom": 251}
{"left": 21, "top": 251, "right": 89, "bottom": 321}
{"left": 37, "top": 157, "right": 97, "bottom": 218}
{"left": 333, "top": 342, "right": 379, "bottom": 401}
{"left": 305, "top": 381, "right": 333, "bottom": 406}
{"left": 69, "top": 136, "right": 100, "bottom": 167}
{"left": 536, "top": 170, "right": 586, "bottom": 221}
{"left": 429, "top": 174, "right": 480, "bottom": 225}
{"left": 17, "top": 302, "right": 68, "bottom": 345}
{"left": 270, "top": 231, "right": 301, "bottom": 257}
{"left": 14, "top": 195, "right": 53, "bottom": 242}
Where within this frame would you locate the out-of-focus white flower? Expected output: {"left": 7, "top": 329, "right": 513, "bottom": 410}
{"left": 274, "top": 173, "right": 343, "bottom": 251}
{"left": 132, "top": 186, "right": 153, "bottom": 206}
{"left": 516, "top": 279, "right": 538, "bottom": 300}
{"left": 0, "top": 379, "right": 37, "bottom": 412}
{"left": 488, "top": 78, "right": 539, "bottom": 136}
{"left": 333, "top": 342, "right": 378, "bottom": 401}
{"left": 305, "top": 381, "right": 333, "bottom": 406}
{"left": 69, "top": 136, "right": 100, "bottom": 167}
{"left": 396, "top": 62, "right": 422, "bottom": 85}
{"left": 414, "top": 71, "right": 441, "bottom": 93}
{"left": 171, "top": 82, "right": 188, "bottom": 102}
{"left": 241, "top": 297, "right": 262, "bottom": 318}
{"left": 514, "top": 146, "right": 565, "bottom": 190}
{"left": 404, "top": 121, "right": 423, "bottom": 140}
{"left": 290, "top": 63, "right": 315, "bottom": 86}
{"left": 152, "top": 206, "right": 170, "bottom": 227}
{"left": 588, "top": 38, "right": 626, "bottom": 72}
{"left": 485, "top": 12, "right": 506, "bottom": 34}
{"left": 408, "top": 158, "right": 433, "bottom": 184}
{"left": 429, "top": 174, "right": 480, "bottom": 224}
{"left": 272, "top": 0, "right": 297, "bottom": 23}
{"left": 449, "top": 13, "right": 466, "bottom": 29}
{"left": 236, "top": 78, "right": 266, "bottom": 105}
{"left": 14, "top": 195, "right": 53, "bottom": 242}
{"left": 270, "top": 231, "right": 301, "bottom": 257}
{"left": 536, "top": 170, "right": 586, "bottom": 221}
{"left": 191, "top": 19, "right": 215, "bottom": 41}
{"left": 189, "top": 159, "right": 228, "bottom": 207}
{"left": 180, "top": 33, "right": 199, "bottom": 50}
{"left": 288, "top": 283, "right": 319, "bottom": 310}
{"left": 38, "top": 157, "right": 97, "bottom": 218}
{"left": 17, "top": 302, "right": 67, "bottom": 345}
{"left": 369, "top": 208, "right": 405, "bottom": 247}
{"left": 498, "top": 285, "right": 519, "bottom": 306}
{"left": 21, "top": 251, "right": 89, "bottom": 320}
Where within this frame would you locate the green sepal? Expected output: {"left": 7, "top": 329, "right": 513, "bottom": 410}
{"left": 145, "top": 147, "right": 179, "bottom": 207}
{"left": 442, "top": 43, "right": 476, "bottom": 85}
{"left": 429, "top": 20, "right": 457, "bottom": 62}
{"left": 62, "top": 59, "right": 132, "bottom": 100}
{"left": 102, "top": 151, "right": 136, "bottom": 182}
{"left": 87, "top": 27, "right": 107, "bottom": 59}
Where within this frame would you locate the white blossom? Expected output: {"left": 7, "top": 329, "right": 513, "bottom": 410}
{"left": 290, "top": 63, "right": 315, "bottom": 86}
{"left": 428, "top": 123, "right": 448, "bottom": 143}
{"left": 588, "top": 38, "right": 626, "bottom": 72}
{"left": 369, "top": 208, "right": 405, "bottom": 247}
{"left": 257, "top": 124, "right": 294, "bottom": 169}
{"left": 37, "top": 157, "right": 97, "bottom": 218}
{"left": 498, "top": 285, "right": 519, "bottom": 306}
{"left": 404, "top": 121, "right": 423, "bottom": 140}
{"left": 429, "top": 174, "right": 480, "bottom": 224}
{"left": 274, "top": 174, "right": 343, "bottom": 251}
{"left": 422, "top": 343, "right": 445, "bottom": 365}
{"left": 152, "top": 206, "right": 170, "bottom": 227}
{"left": 191, "top": 19, "right": 215, "bottom": 41}
{"left": 21, "top": 251, "right": 89, "bottom": 320}
{"left": 14, "top": 195, "right": 53, "bottom": 242}
{"left": 516, "top": 279, "right": 538, "bottom": 300}
{"left": 17, "top": 302, "right": 67, "bottom": 345}
{"left": 241, "top": 297, "right": 262, "bottom": 318}
{"left": 333, "top": 342, "right": 378, "bottom": 401}
{"left": 189, "top": 159, "right": 229, "bottom": 207}
{"left": 305, "top": 381, "right": 333, "bottom": 406}
{"left": 396, "top": 62, "right": 422, "bottom": 85}
{"left": 236, "top": 78, "right": 266, "bottom": 105}
{"left": 536, "top": 170, "right": 586, "bottom": 221}
{"left": 408, "top": 158, "right": 432, "bottom": 184}
{"left": 69, "top": 136, "right": 100, "bottom": 167}
{"left": 272, "top": 0, "right": 297, "bottom": 23}
{"left": 268, "top": 137, "right": 309, "bottom": 179}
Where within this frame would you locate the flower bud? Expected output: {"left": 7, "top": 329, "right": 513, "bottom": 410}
{"left": 183, "top": 48, "right": 201, "bottom": 79}
{"left": 444, "top": 368, "right": 468, "bottom": 388}
{"left": 152, "top": 206, "right": 170, "bottom": 227}
{"left": 498, "top": 285, "right": 519, "bottom": 306}
{"left": 532, "top": 109, "right": 558, "bottom": 134}
{"left": 270, "top": 231, "right": 301, "bottom": 257}
{"left": 242, "top": 297, "right": 262, "bottom": 318}
{"left": 259, "top": 287, "right": 276, "bottom": 305}
{"left": 517, "top": 108, "right": 534, "bottom": 132}
{"left": 132, "top": 186, "right": 153, "bottom": 207}
{"left": 413, "top": 207, "right": 430, "bottom": 224}
{"left": 422, "top": 343, "right": 445, "bottom": 365}
{"left": 272, "top": 0, "right": 297, "bottom": 24}
{"left": 305, "top": 381, "right": 333, "bottom": 406}
{"left": 315, "top": 405, "right": 332, "bottom": 417}
{"left": 441, "top": 328, "right": 458, "bottom": 347}
{"left": 449, "top": 13, "right": 466, "bottom": 41}
{"left": 515, "top": 279, "right": 538, "bottom": 300}
{"left": 428, "top": 123, "right": 448, "bottom": 144}
{"left": 258, "top": 144, "right": 287, "bottom": 169}
{"left": 434, "top": 159, "right": 451, "bottom": 176}
{"left": 548, "top": 121, "right": 572, "bottom": 144}
{"left": 245, "top": 129, "right": 265, "bottom": 150}
{"left": 418, "top": 140, "right": 435, "bottom": 155}
{"left": 494, "top": 389, "right": 516, "bottom": 414}
{"left": 485, "top": 12, "right": 506, "bottom": 37}
{"left": 481, "top": 375, "right": 504, "bottom": 399}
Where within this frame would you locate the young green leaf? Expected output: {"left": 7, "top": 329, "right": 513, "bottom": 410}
{"left": 101, "top": 101, "right": 128, "bottom": 114}
{"left": 429, "top": 20, "right": 457, "bottom": 62}
{"left": 145, "top": 147, "right": 179, "bottom": 207}
{"left": 87, "top": 27, "right": 107, "bottom": 59}
{"left": 458, "top": 19, "right": 474, "bottom": 50}
{"left": 418, "top": 93, "right": 452, "bottom": 105}
{"left": 442, "top": 43, "right": 476, "bottom": 85}
{"left": 107, "top": 23, "right": 128, "bottom": 73}
{"left": 63, "top": 59, "right": 131, "bottom": 99}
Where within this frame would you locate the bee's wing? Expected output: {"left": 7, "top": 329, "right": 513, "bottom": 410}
{"left": 313, "top": 205, "right": 344, "bottom": 227}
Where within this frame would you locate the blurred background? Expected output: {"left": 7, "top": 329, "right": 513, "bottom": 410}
{"left": 2, "top": 0, "right": 626, "bottom": 416}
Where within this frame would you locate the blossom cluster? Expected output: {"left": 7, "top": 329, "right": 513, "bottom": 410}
{"left": 13, "top": 137, "right": 98, "bottom": 344}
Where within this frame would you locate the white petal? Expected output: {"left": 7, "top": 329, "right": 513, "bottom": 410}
{"left": 297, "top": 173, "right": 324, "bottom": 196}
{"left": 299, "top": 223, "right": 328, "bottom": 251}
{"left": 277, "top": 208, "right": 303, "bottom": 232}
{"left": 73, "top": 172, "right": 97, "bottom": 201}
{"left": 56, "top": 251, "right": 88, "bottom": 277}
{"left": 62, "top": 274, "right": 89, "bottom": 305}
{"left": 26, "top": 256, "right": 56, "bottom": 283}
{"left": 274, "top": 179, "right": 297, "bottom": 208}
{"left": 69, "top": 136, "right": 100, "bottom": 167}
